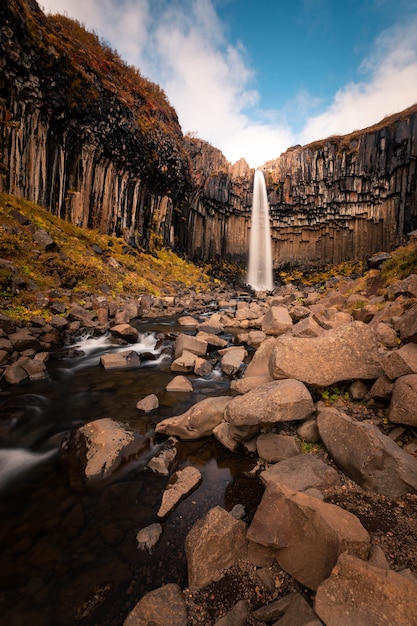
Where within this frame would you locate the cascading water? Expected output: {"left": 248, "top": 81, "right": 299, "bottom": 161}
{"left": 247, "top": 169, "right": 274, "bottom": 291}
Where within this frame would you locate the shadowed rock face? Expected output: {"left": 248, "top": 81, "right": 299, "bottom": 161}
{"left": 2, "top": 1, "right": 417, "bottom": 267}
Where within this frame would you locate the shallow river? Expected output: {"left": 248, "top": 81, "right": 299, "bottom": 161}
{"left": 0, "top": 316, "right": 263, "bottom": 626}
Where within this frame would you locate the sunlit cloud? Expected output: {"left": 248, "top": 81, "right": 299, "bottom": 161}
{"left": 298, "top": 17, "right": 417, "bottom": 144}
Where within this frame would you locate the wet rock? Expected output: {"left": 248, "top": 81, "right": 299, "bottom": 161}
{"left": 185, "top": 506, "right": 247, "bottom": 592}
{"left": 8, "top": 329, "right": 41, "bottom": 352}
{"left": 219, "top": 346, "right": 247, "bottom": 375}
{"left": 3, "top": 363, "right": 28, "bottom": 384}
{"left": 260, "top": 454, "right": 341, "bottom": 492}
{"left": 123, "top": 583, "right": 187, "bottom": 626}
{"left": 17, "top": 356, "right": 47, "bottom": 381}
{"left": 136, "top": 393, "right": 159, "bottom": 412}
{"left": 225, "top": 379, "right": 314, "bottom": 427}
{"left": 317, "top": 407, "right": 417, "bottom": 496}
{"left": 196, "top": 331, "right": 228, "bottom": 348}
{"left": 110, "top": 323, "right": 139, "bottom": 343}
{"left": 247, "top": 484, "right": 370, "bottom": 590}
{"left": 136, "top": 523, "right": 162, "bottom": 553}
{"left": 253, "top": 592, "right": 321, "bottom": 625}
{"left": 213, "top": 421, "right": 239, "bottom": 452}
{"left": 382, "top": 343, "right": 417, "bottom": 380}
{"left": 67, "top": 417, "right": 150, "bottom": 489}
{"left": 197, "top": 317, "right": 224, "bottom": 335}
{"left": 155, "top": 396, "right": 231, "bottom": 439}
{"left": 100, "top": 350, "right": 141, "bottom": 370}
{"left": 315, "top": 552, "right": 417, "bottom": 626}
{"left": 174, "top": 333, "right": 207, "bottom": 359}
{"left": 178, "top": 315, "right": 199, "bottom": 326}
{"left": 388, "top": 373, "right": 417, "bottom": 426}
{"left": 261, "top": 306, "right": 293, "bottom": 336}
{"left": 193, "top": 356, "right": 213, "bottom": 376}
{"left": 256, "top": 433, "right": 300, "bottom": 463}
{"left": 157, "top": 466, "right": 202, "bottom": 518}
{"left": 147, "top": 439, "right": 177, "bottom": 476}
{"left": 269, "top": 321, "right": 382, "bottom": 386}
{"left": 166, "top": 375, "right": 193, "bottom": 392}
{"left": 171, "top": 350, "right": 197, "bottom": 372}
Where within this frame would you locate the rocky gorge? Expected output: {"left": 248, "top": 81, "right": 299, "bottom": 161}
{"left": 1, "top": 240, "right": 417, "bottom": 624}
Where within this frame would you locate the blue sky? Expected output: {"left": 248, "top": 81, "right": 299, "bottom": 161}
{"left": 38, "top": 0, "right": 417, "bottom": 167}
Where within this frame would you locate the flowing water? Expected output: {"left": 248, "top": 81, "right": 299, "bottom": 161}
{"left": 0, "top": 317, "right": 263, "bottom": 626}
{"left": 247, "top": 169, "right": 274, "bottom": 292}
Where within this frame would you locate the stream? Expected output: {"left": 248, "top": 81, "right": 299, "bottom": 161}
{"left": 0, "top": 316, "right": 263, "bottom": 626}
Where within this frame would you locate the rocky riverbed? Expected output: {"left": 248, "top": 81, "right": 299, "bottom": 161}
{"left": 1, "top": 267, "right": 417, "bottom": 625}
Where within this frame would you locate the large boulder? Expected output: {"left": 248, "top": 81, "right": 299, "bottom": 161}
{"left": 185, "top": 506, "right": 247, "bottom": 592}
{"left": 261, "top": 306, "right": 293, "bottom": 336}
{"left": 123, "top": 583, "right": 187, "bottom": 626}
{"left": 315, "top": 552, "right": 417, "bottom": 626}
{"left": 382, "top": 343, "right": 417, "bottom": 380}
{"left": 110, "top": 323, "right": 139, "bottom": 343}
{"left": 219, "top": 346, "right": 247, "bottom": 376}
{"left": 224, "top": 379, "right": 314, "bottom": 427}
{"left": 388, "top": 373, "right": 417, "bottom": 426}
{"left": 260, "top": 454, "right": 341, "bottom": 492}
{"left": 174, "top": 334, "right": 207, "bottom": 359}
{"left": 269, "top": 321, "right": 382, "bottom": 386}
{"left": 317, "top": 407, "right": 417, "bottom": 496}
{"left": 155, "top": 396, "right": 231, "bottom": 439}
{"left": 244, "top": 337, "right": 278, "bottom": 378}
{"left": 247, "top": 484, "right": 370, "bottom": 591}
{"left": 256, "top": 433, "right": 300, "bottom": 463}
{"left": 66, "top": 418, "right": 150, "bottom": 489}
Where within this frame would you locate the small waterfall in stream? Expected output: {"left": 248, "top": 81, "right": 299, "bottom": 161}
{"left": 247, "top": 169, "right": 274, "bottom": 292}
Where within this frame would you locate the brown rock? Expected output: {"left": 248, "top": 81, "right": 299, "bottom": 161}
{"left": 261, "top": 306, "right": 293, "bottom": 336}
{"left": 395, "top": 303, "right": 417, "bottom": 343}
{"left": 110, "top": 323, "right": 139, "bottom": 343}
{"left": 123, "top": 583, "right": 187, "bottom": 626}
{"left": 166, "top": 375, "right": 193, "bottom": 392}
{"left": 388, "top": 373, "right": 417, "bottom": 426}
{"left": 155, "top": 396, "right": 231, "bottom": 439}
{"left": 174, "top": 333, "right": 207, "bottom": 359}
{"left": 256, "top": 433, "right": 300, "bottom": 463}
{"left": 382, "top": 343, "right": 417, "bottom": 380}
{"left": 157, "top": 466, "right": 202, "bottom": 518}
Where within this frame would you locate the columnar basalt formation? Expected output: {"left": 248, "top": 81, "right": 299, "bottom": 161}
{"left": 1, "top": 0, "right": 417, "bottom": 269}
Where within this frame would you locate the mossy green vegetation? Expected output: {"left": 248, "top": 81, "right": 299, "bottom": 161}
{"left": 381, "top": 242, "right": 417, "bottom": 283}
{"left": 0, "top": 194, "right": 214, "bottom": 321}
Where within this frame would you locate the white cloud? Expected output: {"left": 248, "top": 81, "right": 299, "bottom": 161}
{"left": 299, "top": 17, "right": 417, "bottom": 144}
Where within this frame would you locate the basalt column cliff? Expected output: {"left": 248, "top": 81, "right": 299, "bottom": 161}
{"left": 1, "top": 0, "right": 417, "bottom": 269}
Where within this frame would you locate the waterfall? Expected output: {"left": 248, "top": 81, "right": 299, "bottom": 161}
{"left": 247, "top": 169, "right": 274, "bottom": 291}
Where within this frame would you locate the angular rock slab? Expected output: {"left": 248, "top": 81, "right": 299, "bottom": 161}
{"left": 174, "top": 333, "right": 207, "bottom": 359}
{"left": 225, "top": 379, "right": 314, "bottom": 427}
{"left": 123, "top": 583, "right": 187, "bottom": 626}
{"left": 155, "top": 396, "right": 232, "bottom": 439}
{"left": 260, "top": 453, "right": 341, "bottom": 492}
{"left": 247, "top": 484, "right": 370, "bottom": 591}
{"left": 315, "top": 552, "right": 417, "bottom": 626}
{"left": 185, "top": 506, "right": 247, "bottom": 592}
{"left": 269, "top": 321, "right": 382, "bottom": 386}
{"left": 261, "top": 305, "right": 293, "bottom": 336}
{"left": 100, "top": 350, "right": 140, "bottom": 370}
{"left": 256, "top": 432, "right": 300, "bottom": 463}
{"left": 317, "top": 407, "right": 417, "bottom": 496}
{"left": 382, "top": 342, "right": 417, "bottom": 380}
{"left": 388, "top": 373, "right": 417, "bottom": 427}
{"left": 157, "top": 466, "right": 202, "bottom": 518}
{"left": 67, "top": 418, "right": 150, "bottom": 489}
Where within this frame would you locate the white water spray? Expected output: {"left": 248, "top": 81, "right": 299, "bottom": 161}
{"left": 247, "top": 169, "right": 274, "bottom": 291}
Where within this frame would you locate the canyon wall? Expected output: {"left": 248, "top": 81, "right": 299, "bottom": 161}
{"left": 1, "top": 0, "right": 417, "bottom": 271}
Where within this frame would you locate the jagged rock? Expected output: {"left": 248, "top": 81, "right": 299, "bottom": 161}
{"left": 368, "top": 252, "right": 392, "bottom": 269}
{"left": 256, "top": 433, "right": 300, "bottom": 463}
{"left": 395, "top": 303, "right": 417, "bottom": 343}
{"left": 291, "top": 315, "right": 324, "bottom": 338}
{"left": 368, "top": 374, "right": 394, "bottom": 401}
{"left": 147, "top": 439, "right": 177, "bottom": 475}
{"left": 110, "top": 323, "right": 139, "bottom": 343}
{"left": 157, "top": 466, "right": 202, "bottom": 518}
{"left": 197, "top": 318, "right": 224, "bottom": 335}
{"left": 193, "top": 356, "right": 213, "bottom": 377}
{"left": 260, "top": 454, "right": 341, "bottom": 492}
{"left": 123, "top": 583, "right": 187, "bottom": 626}
{"left": 170, "top": 349, "right": 197, "bottom": 372}
{"left": 244, "top": 337, "right": 277, "bottom": 378}
{"left": 155, "top": 396, "right": 231, "bottom": 439}
{"left": 100, "top": 350, "right": 141, "bottom": 370}
{"left": 166, "top": 375, "right": 193, "bottom": 392}
{"left": 224, "top": 379, "right": 314, "bottom": 427}
{"left": 136, "top": 523, "right": 162, "bottom": 552}
{"left": 387, "top": 274, "right": 417, "bottom": 299}
{"left": 247, "top": 483, "right": 370, "bottom": 590}
{"left": 269, "top": 321, "right": 382, "bottom": 386}
{"left": 289, "top": 304, "right": 311, "bottom": 321}
{"left": 185, "top": 506, "right": 247, "bottom": 592}
{"left": 213, "top": 600, "right": 248, "bottom": 626}
{"left": 8, "top": 329, "right": 41, "bottom": 352}
{"left": 196, "top": 331, "right": 228, "bottom": 348}
{"left": 136, "top": 393, "right": 159, "bottom": 412}
{"left": 388, "top": 373, "right": 417, "bottom": 426}
{"left": 17, "top": 356, "right": 47, "bottom": 381}
{"left": 372, "top": 321, "right": 399, "bottom": 348}
{"left": 296, "top": 418, "right": 320, "bottom": 443}
{"left": 0, "top": 313, "right": 17, "bottom": 334}
{"left": 174, "top": 333, "right": 207, "bottom": 359}
{"left": 67, "top": 417, "right": 150, "bottom": 489}
{"left": 246, "top": 330, "right": 267, "bottom": 348}
{"left": 30, "top": 227, "right": 57, "bottom": 251}
{"left": 3, "top": 363, "right": 28, "bottom": 384}
{"left": 67, "top": 303, "right": 97, "bottom": 327}
{"left": 382, "top": 343, "right": 417, "bottom": 380}
{"left": 218, "top": 346, "right": 247, "bottom": 375}
{"left": 315, "top": 552, "right": 417, "bottom": 626}
{"left": 253, "top": 592, "right": 321, "bottom": 625}
{"left": 317, "top": 407, "right": 417, "bottom": 496}
{"left": 230, "top": 374, "right": 273, "bottom": 394}
{"left": 261, "top": 306, "right": 293, "bottom": 336}
{"left": 212, "top": 421, "right": 239, "bottom": 452}
{"left": 178, "top": 316, "right": 199, "bottom": 326}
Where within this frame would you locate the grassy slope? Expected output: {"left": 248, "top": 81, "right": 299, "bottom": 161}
{"left": 0, "top": 193, "right": 216, "bottom": 321}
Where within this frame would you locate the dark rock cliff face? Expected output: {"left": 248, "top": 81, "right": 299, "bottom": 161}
{"left": 1, "top": 0, "right": 417, "bottom": 270}
{"left": 184, "top": 108, "right": 417, "bottom": 268}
